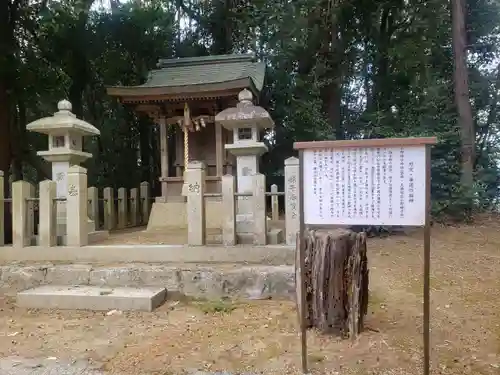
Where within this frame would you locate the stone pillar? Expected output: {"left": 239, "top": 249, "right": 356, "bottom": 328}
{"left": 271, "top": 184, "right": 279, "bottom": 221}
{"left": 0, "top": 171, "right": 4, "bottom": 246}
{"left": 129, "top": 187, "right": 139, "bottom": 226}
{"left": 159, "top": 118, "right": 168, "bottom": 197}
{"left": 117, "top": 187, "right": 127, "bottom": 229}
{"left": 12, "top": 180, "right": 31, "bottom": 247}
{"left": 140, "top": 182, "right": 150, "bottom": 225}
{"left": 186, "top": 161, "right": 205, "bottom": 246}
{"left": 285, "top": 157, "right": 300, "bottom": 246}
{"left": 52, "top": 161, "right": 70, "bottom": 237}
{"left": 236, "top": 155, "right": 259, "bottom": 221}
{"left": 66, "top": 166, "right": 88, "bottom": 246}
{"left": 221, "top": 174, "right": 236, "bottom": 245}
{"left": 103, "top": 187, "right": 115, "bottom": 230}
{"left": 88, "top": 186, "right": 98, "bottom": 231}
{"left": 252, "top": 173, "right": 266, "bottom": 245}
{"left": 39, "top": 180, "right": 57, "bottom": 247}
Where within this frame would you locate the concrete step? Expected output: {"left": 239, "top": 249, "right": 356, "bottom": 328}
{"left": 17, "top": 285, "right": 167, "bottom": 312}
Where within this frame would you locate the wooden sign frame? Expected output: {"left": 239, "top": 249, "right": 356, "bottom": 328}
{"left": 293, "top": 137, "right": 437, "bottom": 375}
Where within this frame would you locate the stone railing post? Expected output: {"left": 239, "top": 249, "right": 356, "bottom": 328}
{"left": 285, "top": 157, "right": 300, "bottom": 246}
{"left": 12, "top": 180, "right": 31, "bottom": 247}
{"left": 88, "top": 186, "right": 99, "bottom": 231}
{"left": 252, "top": 173, "right": 266, "bottom": 245}
{"left": 140, "top": 181, "right": 150, "bottom": 225}
{"left": 270, "top": 184, "right": 279, "bottom": 221}
{"left": 186, "top": 161, "right": 205, "bottom": 245}
{"left": 129, "top": 187, "right": 139, "bottom": 226}
{"left": 39, "top": 180, "right": 57, "bottom": 247}
{"left": 117, "top": 187, "right": 127, "bottom": 229}
{"left": 221, "top": 174, "right": 236, "bottom": 246}
{"left": 103, "top": 187, "right": 115, "bottom": 230}
{"left": 0, "top": 171, "right": 4, "bottom": 246}
{"left": 66, "top": 166, "right": 88, "bottom": 246}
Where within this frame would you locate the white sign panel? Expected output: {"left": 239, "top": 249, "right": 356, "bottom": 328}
{"left": 303, "top": 146, "right": 426, "bottom": 226}
{"left": 52, "top": 161, "right": 70, "bottom": 199}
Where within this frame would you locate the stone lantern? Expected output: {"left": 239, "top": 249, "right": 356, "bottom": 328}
{"left": 27, "top": 100, "right": 100, "bottom": 238}
{"left": 215, "top": 89, "right": 274, "bottom": 237}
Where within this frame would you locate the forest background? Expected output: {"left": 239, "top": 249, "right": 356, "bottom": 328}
{"left": 1, "top": 0, "right": 499, "bottom": 221}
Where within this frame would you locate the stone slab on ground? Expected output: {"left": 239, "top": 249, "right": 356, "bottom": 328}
{"left": 17, "top": 285, "right": 167, "bottom": 312}
{"left": 1, "top": 263, "right": 295, "bottom": 300}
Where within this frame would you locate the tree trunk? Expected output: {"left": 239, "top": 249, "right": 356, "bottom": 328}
{"left": 0, "top": 0, "right": 15, "bottom": 181}
{"left": 0, "top": 83, "right": 11, "bottom": 180}
{"left": 296, "top": 229, "right": 369, "bottom": 338}
{"left": 451, "top": 0, "right": 475, "bottom": 191}
{"left": 210, "top": 0, "right": 234, "bottom": 54}
{"left": 477, "top": 63, "right": 500, "bottom": 164}
{"left": 320, "top": 6, "right": 344, "bottom": 140}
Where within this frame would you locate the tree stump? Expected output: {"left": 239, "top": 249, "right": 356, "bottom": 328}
{"left": 295, "top": 229, "right": 369, "bottom": 338}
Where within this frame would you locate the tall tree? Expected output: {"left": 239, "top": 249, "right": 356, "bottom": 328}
{"left": 0, "top": 0, "right": 18, "bottom": 182}
{"left": 451, "top": 0, "right": 475, "bottom": 193}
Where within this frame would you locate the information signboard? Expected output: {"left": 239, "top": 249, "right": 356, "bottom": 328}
{"left": 293, "top": 137, "right": 437, "bottom": 375}
{"left": 302, "top": 146, "right": 426, "bottom": 226}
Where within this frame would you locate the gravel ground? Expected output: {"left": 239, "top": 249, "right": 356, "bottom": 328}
{"left": 0, "top": 357, "right": 263, "bottom": 375}
{"left": 0, "top": 358, "right": 262, "bottom": 375}
{"left": 0, "top": 357, "right": 105, "bottom": 375}
{"left": 1, "top": 224, "right": 499, "bottom": 374}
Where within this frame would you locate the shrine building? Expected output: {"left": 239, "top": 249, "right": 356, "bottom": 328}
{"left": 106, "top": 54, "right": 272, "bottom": 231}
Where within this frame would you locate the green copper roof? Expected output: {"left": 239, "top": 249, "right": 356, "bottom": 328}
{"left": 144, "top": 54, "right": 265, "bottom": 91}
{"left": 106, "top": 54, "right": 266, "bottom": 100}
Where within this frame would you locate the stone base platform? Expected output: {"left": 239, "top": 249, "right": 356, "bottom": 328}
{"left": 146, "top": 201, "right": 286, "bottom": 245}
{"left": 17, "top": 285, "right": 167, "bottom": 312}
{"left": 147, "top": 200, "right": 224, "bottom": 231}
{"left": 0, "top": 244, "right": 294, "bottom": 264}
{"left": 2, "top": 263, "right": 296, "bottom": 301}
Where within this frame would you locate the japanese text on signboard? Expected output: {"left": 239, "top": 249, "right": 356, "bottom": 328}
{"left": 303, "top": 146, "right": 426, "bottom": 226}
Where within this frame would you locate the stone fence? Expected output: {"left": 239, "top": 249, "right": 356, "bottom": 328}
{"left": 0, "top": 156, "right": 300, "bottom": 247}
{"left": 88, "top": 182, "right": 152, "bottom": 231}
{"left": 185, "top": 156, "right": 300, "bottom": 246}
{"left": 0, "top": 168, "right": 153, "bottom": 247}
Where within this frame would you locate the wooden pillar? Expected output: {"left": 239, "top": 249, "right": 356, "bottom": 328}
{"left": 175, "top": 127, "right": 183, "bottom": 177}
{"left": 223, "top": 128, "right": 232, "bottom": 175}
{"left": 159, "top": 117, "right": 168, "bottom": 197}
{"left": 215, "top": 122, "right": 224, "bottom": 177}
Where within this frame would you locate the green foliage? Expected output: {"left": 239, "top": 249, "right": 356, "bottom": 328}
{"left": 194, "top": 299, "right": 236, "bottom": 314}
{"left": 2, "top": 0, "right": 500, "bottom": 221}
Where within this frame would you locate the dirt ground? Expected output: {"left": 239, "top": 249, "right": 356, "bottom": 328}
{"left": 94, "top": 220, "right": 286, "bottom": 245}
{"left": 1, "top": 223, "right": 500, "bottom": 374}
{"left": 95, "top": 227, "right": 221, "bottom": 245}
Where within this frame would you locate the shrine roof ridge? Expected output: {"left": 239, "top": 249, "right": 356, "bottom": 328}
{"left": 156, "top": 54, "right": 256, "bottom": 68}
{"left": 294, "top": 137, "right": 438, "bottom": 150}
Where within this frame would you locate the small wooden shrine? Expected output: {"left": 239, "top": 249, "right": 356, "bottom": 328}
{"left": 107, "top": 54, "right": 266, "bottom": 200}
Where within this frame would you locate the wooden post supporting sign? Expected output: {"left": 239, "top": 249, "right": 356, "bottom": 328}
{"left": 293, "top": 137, "right": 437, "bottom": 375}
